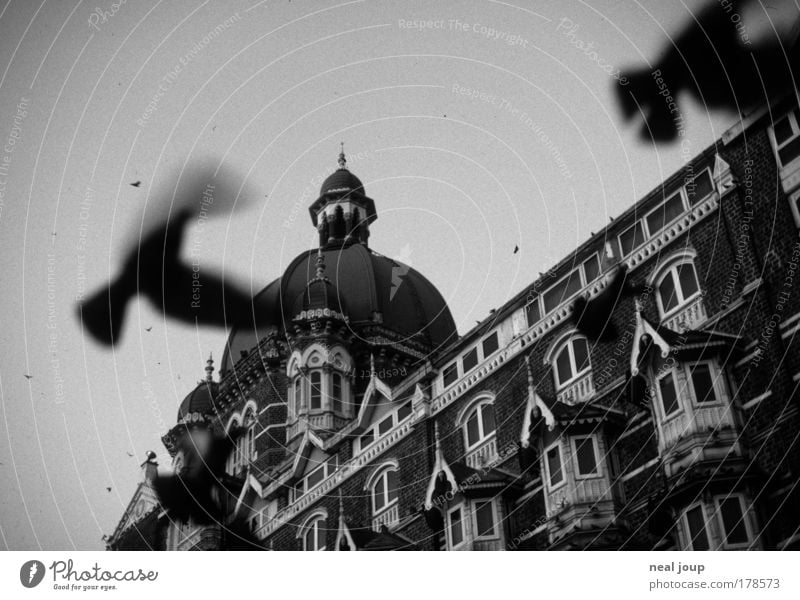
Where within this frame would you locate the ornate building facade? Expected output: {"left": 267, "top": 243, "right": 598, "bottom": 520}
{"left": 108, "top": 98, "right": 800, "bottom": 551}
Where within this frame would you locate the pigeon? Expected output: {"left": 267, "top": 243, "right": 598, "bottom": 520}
{"left": 513, "top": 245, "right": 519, "bottom": 254}
{"left": 79, "top": 210, "right": 258, "bottom": 345}
{"left": 571, "top": 265, "right": 646, "bottom": 341}
{"left": 23, "top": 374, "right": 32, "bottom": 380}
{"left": 145, "top": 326, "right": 152, "bottom": 332}
{"left": 126, "top": 452, "right": 134, "bottom": 457}
{"left": 130, "top": 181, "right": 141, "bottom": 187}
{"left": 618, "top": 0, "right": 799, "bottom": 141}
{"left": 106, "top": 487, "right": 112, "bottom": 492}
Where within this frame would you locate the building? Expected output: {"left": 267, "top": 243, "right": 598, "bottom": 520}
{"left": 108, "top": 97, "right": 800, "bottom": 551}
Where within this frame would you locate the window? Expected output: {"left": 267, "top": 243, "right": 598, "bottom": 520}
{"left": 372, "top": 468, "right": 399, "bottom": 513}
{"left": 688, "top": 363, "right": 718, "bottom": 404}
{"left": 448, "top": 506, "right": 465, "bottom": 548}
{"left": 525, "top": 299, "right": 541, "bottom": 326}
{"left": 482, "top": 332, "right": 499, "bottom": 357}
{"left": 572, "top": 435, "right": 599, "bottom": 477}
{"left": 462, "top": 347, "right": 479, "bottom": 372}
{"left": 772, "top": 108, "right": 800, "bottom": 166}
{"left": 545, "top": 443, "right": 564, "bottom": 487}
{"left": 657, "top": 261, "right": 700, "bottom": 316}
{"left": 358, "top": 430, "right": 374, "bottom": 452}
{"left": 378, "top": 414, "right": 394, "bottom": 435}
{"left": 227, "top": 412, "right": 256, "bottom": 475}
{"left": 618, "top": 221, "right": 646, "bottom": 256}
{"left": 582, "top": 253, "right": 601, "bottom": 283}
{"left": 553, "top": 337, "right": 591, "bottom": 388}
{"left": 683, "top": 504, "right": 710, "bottom": 550}
{"left": 306, "top": 464, "right": 325, "bottom": 490}
{"left": 716, "top": 496, "right": 750, "bottom": 547}
{"left": 294, "top": 378, "right": 302, "bottom": 415}
{"left": 303, "top": 516, "right": 327, "bottom": 551}
{"left": 646, "top": 192, "right": 685, "bottom": 235}
{"left": 687, "top": 170, "right": 714, "bottom": 205}
{"left": 443, "top": 363, "right": 458, "bottom": 387}
{"left": 397, "top": 402, "right": 412, "bottom": 422}
{"left": 332, "top": 373, "right": 343, "bottom": 413}
{"left": 657, "top": 371, "right": 681, "bottom": 418}
{"left": 294, "top": 456, "right": 338, "bottom": 499}
{"left": 464, "top": 402, "right": 496, "bottom": 449}
{"left": 310, "top": 371, "right": 322, "bottom": 410}
{"left": 542, "top": 269, "right": 583, "bottom": 313}
{"left": 474, "top": 501, "right": 498, "bottom": 539}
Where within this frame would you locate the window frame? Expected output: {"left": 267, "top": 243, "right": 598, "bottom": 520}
{"left": 618, "top": 220, "right": 646, "bottom": 257}
{"left": 713, "top": 494, "right": 754, "bottom": 549}
{"left": 681, "top": 502, "right": 711, "bottom": 551}
{"left": 309, "top": 370, "right": 322, "bottom": 410}
{"left": 544, "top": 441, "right": 565, "bottom": 490}
{"left": 447, "top": 504, "right": 466, "bottom": 549}
{"left": 644, "top": 190, "right": 687, "bottom": 237}
{"left": 462, "top": 400, "right": 497, "bottom": 451}
{"left": 371, "top": 467, "right": 400, "bottom": 515}
{"left": 571, "top": 434, "right": 601, "bottom": 479}
{"left": 655, "top": 260, "right": 702, "bottom": 319}
{"left": 482, "top": 331, "right": 500, "bottom": 357}
{"left": 472, "top": 499, "right": 500, "bottom": 541}
{"left": 293, "top": 377, "right": 303, "bottom": 417}
{"left": 656, "top": 368, "right": 683, "bottom": 421}
{"left": 443, "top": 362, "right": 459, "bottom": 387}
{"left": 769, "top": 108, "right": 800, "bottom": 167}
{"left": 302, "top": 515, "right": 327, "bottom": 551}
{"left": 552, "top": 336, "right": 592, "bottom": 390}
{"left": 462, "top": 346, "right": 479, "bottom": 373}
{"left": 685, "top": 360, "right": 723, "bottom": 407}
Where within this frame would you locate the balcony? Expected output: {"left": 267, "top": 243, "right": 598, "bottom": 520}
{"left": 556, "top": 371, "right": 595, "bottom": 405}
{"left": 371, "top": 502, "right": 399, "bottom": 532}
{"left": 663, "top": 295, "right": 707, "bottom": 332}
{"left": 466, "top": 436, "right": 499, "bottom": 469}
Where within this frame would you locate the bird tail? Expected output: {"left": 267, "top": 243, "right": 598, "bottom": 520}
{"left": 78, "top": 276, "right": 132, "bottom": 345}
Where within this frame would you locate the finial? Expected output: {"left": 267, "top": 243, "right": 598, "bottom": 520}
{"left": 205, "top": 353, "right": 214, "bottom": 382}
{"left": 634, "top": 297, "right": 643, "bottom": 314}
{"left": 434, "top": 420, "right": 441, "bottom": 445}
{"left": 315, "top": 247, "right": 326, "bottom": 279}
{"left": 370, "top": 353, "right": 376, "bottom": 378}
{"left": 524, "top": 355, "right": 535, "bottom": 387}
{"left": 338, "top": 489, "right": 345, "bottom": 515}
{"left": 338, "top": 142, "right": 347, "bottom": 170}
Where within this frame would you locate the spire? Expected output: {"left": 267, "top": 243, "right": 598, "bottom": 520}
{"left": 338, "top": 142, "right": 347, "bottom": 170}
{"left": 205, "top": 353, "right": 214, "bottom": 382}
{"left": 314, "top": 247, "right": 327, "bottom": 280}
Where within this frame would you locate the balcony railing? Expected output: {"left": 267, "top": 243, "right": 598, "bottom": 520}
{"left": 466, "top": 436, "right": 499, "bottom": 469}
{"left": 663, "top": 295, "right": 707, "bottom": 332}
{"left": 556, "top": 371, "right": 595, "bottom": 405}
{"left": 371, "top": 502, "right": 400, "bottom": 532}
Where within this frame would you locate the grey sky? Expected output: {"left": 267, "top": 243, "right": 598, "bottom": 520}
{"left": 0, "top": 0, "right": 792, "bottom": 550}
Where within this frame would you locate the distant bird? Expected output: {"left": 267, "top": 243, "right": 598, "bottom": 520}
{"left": 129, "top": 181, "right": 141, "bottom": 187}
{"left": 126, "top": 452, "right": 133, "bottom": 457}
{"left": 571, "top": 265, "right": 646, "bottom": 341}
{"left": 513, "top": 245, "right": 519, "bottom": 254}
{"left": 106, "top": 487, "right": 112, "bottom": 492}
{"left": 23, "top": 374, "right": 32, "bottom": 380}
{"left": 145, "top": 326, "right": 152, "bottom": 332}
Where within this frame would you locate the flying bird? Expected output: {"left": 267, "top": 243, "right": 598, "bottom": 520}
{"left": 145, "top": 326, "right": 152, "bottom": 332}
{"left": 126, "top": 451, "right": 134, "bottom": 457}
{"left": 571, "top": 265, "right": 646, "bottom": 341}
{"left": 106, "top": 487, "right": 112, "bottom": 492}
{"left": 23, "top": 374, "right": 32, "bottom": 380}
{"left": 129, "top": 181, "right": 141, "bottom": 187}
{"left": 617, "top": 0, "right": 799, "bottom": 141}
{"left": 513, "top": 245, "right": 519, "bottom": 254}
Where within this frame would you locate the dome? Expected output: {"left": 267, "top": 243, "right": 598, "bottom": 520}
{"left": 320, "top": 168, "right": 364, "bottom": 196}
{"left": 177, "top": 380, "right": 218, "bottom": 423}
{"left": 220, "top": 243, "right": 458, "bottom": 373}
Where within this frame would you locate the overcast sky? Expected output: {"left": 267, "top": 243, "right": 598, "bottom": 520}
{"left": 0, "top": 0, "right": 795, "bottom": 550}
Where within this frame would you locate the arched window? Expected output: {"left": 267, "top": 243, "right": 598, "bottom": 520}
{"left": 310, "top": 371, "right": 322, "bottom": 410}
{"left": 302, "top": 515, "right": 327, "bottom": 551}
{"left": 656, "top": 261, "right": 700, "bottom": 317}
{"left": 371, "top": 467, "right": 399, "bottom": 514}
{"left": 553, "top": 336, "right": 591, "bottom": 389}
{"left": 463, "top": 401, "right": 496, "bottom": 450}
{"left": 294, "top": 378, "right": 302, "bottom": 416}
{"left": 332, "top": 373, "right": 343, "bottom": 413}
{"left": 225, "top": 408, "right": 256, "bottom": 475}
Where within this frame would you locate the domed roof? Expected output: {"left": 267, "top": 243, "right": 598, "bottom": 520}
{"left": 220, "top": 243, "right": 458, "bottom": 373}
{"left": 177, "top": 380, "right": 218, "bottom": 423}
{"left": 320, "top": 168, "right": 364, "bottom": 196}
